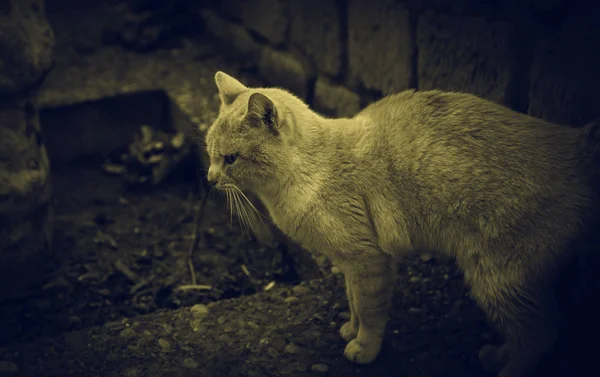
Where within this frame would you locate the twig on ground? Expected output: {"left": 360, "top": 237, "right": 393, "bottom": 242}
{"left": 175, "top": 284, "right": 213, "bottom": 291}
{"left": 113, "top": 259, "right": 140, "bottom": 283}
{"left": 187, "top": 187, "right": 210, "bottom": 285}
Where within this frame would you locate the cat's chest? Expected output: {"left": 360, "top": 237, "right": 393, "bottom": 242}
{"left": 265, "top": 201, "right": 329, "bottom": 253}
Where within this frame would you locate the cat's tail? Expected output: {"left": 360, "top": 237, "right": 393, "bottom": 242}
{"left": 579, "top": 119, "right": 600, "bottom": 165}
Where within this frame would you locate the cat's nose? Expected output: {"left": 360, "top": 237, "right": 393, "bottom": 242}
{"left": 207, "top": 166, "right": 218, "bottom": 185}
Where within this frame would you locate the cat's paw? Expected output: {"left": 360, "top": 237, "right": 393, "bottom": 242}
{"left": 479, "top": 344, "right": 508, "bottom": 373}
{"left": 340, "top": 321, "right": 358, "bottom": 342}
{"left": 343, "top": 338, "right": 381, "bottom": 365}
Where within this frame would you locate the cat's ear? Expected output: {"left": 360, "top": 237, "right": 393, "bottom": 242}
{"left": 214, "top": 71, "right": 247, "bottom": 106}
{"left": 245, "top": 92, "right": 279, "bottom": 135}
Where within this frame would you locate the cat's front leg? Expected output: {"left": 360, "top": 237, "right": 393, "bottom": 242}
{"left": 339, "top": 252, "right": 396, "bottom": 365}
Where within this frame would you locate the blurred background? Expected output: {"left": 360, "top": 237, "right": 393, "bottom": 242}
{"left": 0, "top": 0, "right": 598, "bottom": 376}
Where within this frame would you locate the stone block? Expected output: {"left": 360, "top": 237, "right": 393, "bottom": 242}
{"left": 348, "top": 0, "right": 412, "bottom": 95}
{"left": 241, "top": 0, "right": 288, "bottom": 45}
{"left": 290, "top": 0, "right": 342, "bottom": 76}
{"left": 314, "top": 76, "right": 361, "bottom": 118}
{"left": 258, "top": 46, "right": 310, "bottom": 99}
{"left": 200, "top": 9, "right": 261, "bottom": 62}
{"left": 417, "top": 10, "right": 519, "bottom": 105}
{"left": 0, "top": 96, "right": 53, "bottom": 301}
{"left": 0, "top": 0, "right": 54, "bottom": 96}
{"left": 528, "top": 0, "right": 567, "bottom": 11}
{"left": 528, "top": 1, "right": 600, "bottom": 126}
{"left": 215, "top": 0, "right": 244, "bottom": 21}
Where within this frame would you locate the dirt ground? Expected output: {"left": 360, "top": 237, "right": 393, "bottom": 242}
{"left": 2, "top": 157, "right": 598, "bottom": 377}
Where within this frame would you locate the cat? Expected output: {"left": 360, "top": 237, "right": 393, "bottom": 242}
{"left": 203, "top": 71, "right": 600, "bottom": 377}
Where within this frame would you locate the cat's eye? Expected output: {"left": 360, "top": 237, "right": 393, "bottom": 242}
{"left": 224, "top": 153, "right": 239, "bottom": 165}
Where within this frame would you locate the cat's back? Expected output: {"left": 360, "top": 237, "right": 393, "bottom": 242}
{"left": 353, "top": 89, "right": 595, "bottom": 252}
{"left": 356, "top": 89, "right": 584, "bottom": 179}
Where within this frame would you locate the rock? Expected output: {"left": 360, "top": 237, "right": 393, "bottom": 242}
{"left": 183, "top": 358, "right": 199, "bottom": 369}
{"left": 213, "top": 0, "right": 243, "bottom": 21}
{"left": 284, "top": 343, "right": 303, "bottom": 354}
{"left": 120, "top": 327, "right": 136, "bottom": 339}
{"left": 0, "top": 0, "right": 55, "bottom": 302}
{"left": 0, "top": 0, "right": 54, "bottom": 95}
{"left": 258, "top": 46, "right": 311, "bottom": 99}
{"left": 348, "top": 0, "right": 412, "bottom": 95}
{"left": 284, "top": 296, "right": 299, "bottom": 303}
{"left": 157, "top": 338, "right": 171, "bottom": 352}
{"left": 0, "top": 361, "right": 18, "bottom": 375}
{"left": 528, "top": 1, "right": 600, "bottom": 126}
{"left": 311, "top": 363, "right": 330, "bottom": 373}
{"left": 292, "top": 285, "right": 310, "bottom": 296}
{"left": 338, "top": 311, "right": 351, "bottom": 320}
{"left": 313, "top": 77, "right": 361, "bottom": 118}
{"left": 241, "top": 0, "right": 288, "bottom": 45}
{"left": 190, "top": 304, "right": 210, "bottom": 319}
{"left": 420, "top": 253, "right": 433, "bottom": 262}
{"left": 416, "top": 10, "right": 520, "bottom": 106}
{"left": 290, "top": 0, "right": 341, "bottom": 76}
{"left": 528, "top": 0, "right": 567, "bottom": 11}
{"left": 199, "top": 9, "right": 261, "bottom": 63}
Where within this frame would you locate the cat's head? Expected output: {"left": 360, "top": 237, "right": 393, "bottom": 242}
{"left": 204, "top": 71, "right": 308, "bottom": 195}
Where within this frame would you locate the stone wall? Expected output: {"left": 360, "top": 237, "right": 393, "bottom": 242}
{"left": 0, "top": 0, "right": 55, "bottom": 301}
{"left": 196, "top": 0, "right": 600, "bottom": 126}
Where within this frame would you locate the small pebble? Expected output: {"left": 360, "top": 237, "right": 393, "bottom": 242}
{"left": 120, "top": 328, "right": 136, "bottom": 339}
{"left": 284, "top": 296, "right": 299, "bottom": 304}
{"left": 190, "top": 304, "right": 210, "bottom": 319}
{"left": 420, "top": 253, "right": 433, "bottom": 262}
{"left": 284, "top": 343, "right": 303, "bottom": 354}
{"left": 292, "top": 286, "right": 310, "bottom": 296}
{"left": 331, "top": 266, "right": 342, "bottom": 275}
{"left": 67, "top": 315, "right": 82, "bottom": 329}
{"left": 158, "top": 338, "right": 171, "bottom": 352}
{"left": 311, "top": 364, "right": 329, "bottom": 373}
{"left": 409, "top": 276, "right": 421, "bottom": 283}
{"left": 0, "top": 361, "right": 18, "bottom": 375}
{"left": 183, "top": 358, "right": 198, "bottom": 369}
{"left": 338, "top": 311, "right": 351, "bottom": 320}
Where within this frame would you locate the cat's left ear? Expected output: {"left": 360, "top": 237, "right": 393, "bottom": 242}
{"left": 214, "top": 71, "right": 247, "bottom": 106}
{"left": 245, "top": 92, "right": 279, "bottom": 135}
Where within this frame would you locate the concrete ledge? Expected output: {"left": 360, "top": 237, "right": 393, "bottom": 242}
{"left": 38, "top": 39, "right": 231, "bottom": 135}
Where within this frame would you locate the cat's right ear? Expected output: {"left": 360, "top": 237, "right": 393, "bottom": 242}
{"left": 214, "top": 71, "right": 247, "bottom": 106}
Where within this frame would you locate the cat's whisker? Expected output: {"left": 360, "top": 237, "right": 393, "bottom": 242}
{"left": 231, "top": 185, "right": 264, "bottom": 240}
{"left": 233, "top": 189, "right": 252, "bottom": 240}
{"left": 226, "top": 188, "right": 233, "bottom": 226}
{"left": 232, "top": 186, "right": 269, "bottom": 223}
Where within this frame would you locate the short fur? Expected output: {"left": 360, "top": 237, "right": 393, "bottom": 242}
{"left": 204, "top": 71, "right": 600, "bottom": 377}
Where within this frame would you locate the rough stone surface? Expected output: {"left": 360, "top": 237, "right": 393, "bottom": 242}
{"left": 199, "top": 8, "right": 261, "bottom": 62}
{"left": 0, "top": 0, "right": 54, "bottom": 301}
{"left": 0, "top": 0, "right": 55, "bottom": 96}
{"left": 528, "top": 0, "right": 600, "bottom": 126}
{"left": 241, "top": 0, "right": 288, "bottom": 45}
{"left": 258, "top": 46, "right": 310, "bottom": 99}
{"left": 417, "top": 10, "right": 519, "bottom": 105}
{"left": 290, "top": 0, "right": 341, "bottom": 76}
{"left": 528, "top": 0, "right": 568, "bottom": 11}
{"left": 215, "top": 0, "right": 244, "bottom": 21}
{"left": 348, "top": 0, "right": 412, "bottom": 95}
{"left": 314, "top": 76, "right": 361, "bottom": 118}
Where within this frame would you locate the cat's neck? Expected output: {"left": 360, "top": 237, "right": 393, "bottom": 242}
{"left": 254, "top": 113, "right": 364, "bottom": 216}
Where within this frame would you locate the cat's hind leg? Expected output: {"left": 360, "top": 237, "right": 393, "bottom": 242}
{"left": 470, "top": 275, "right": 559, "bottom": 377}
{"left": 340, "top": 252, "right": 396, "bottom": 364}
{"left": 340, "top": 274, "right": 359, "bottom": 342}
